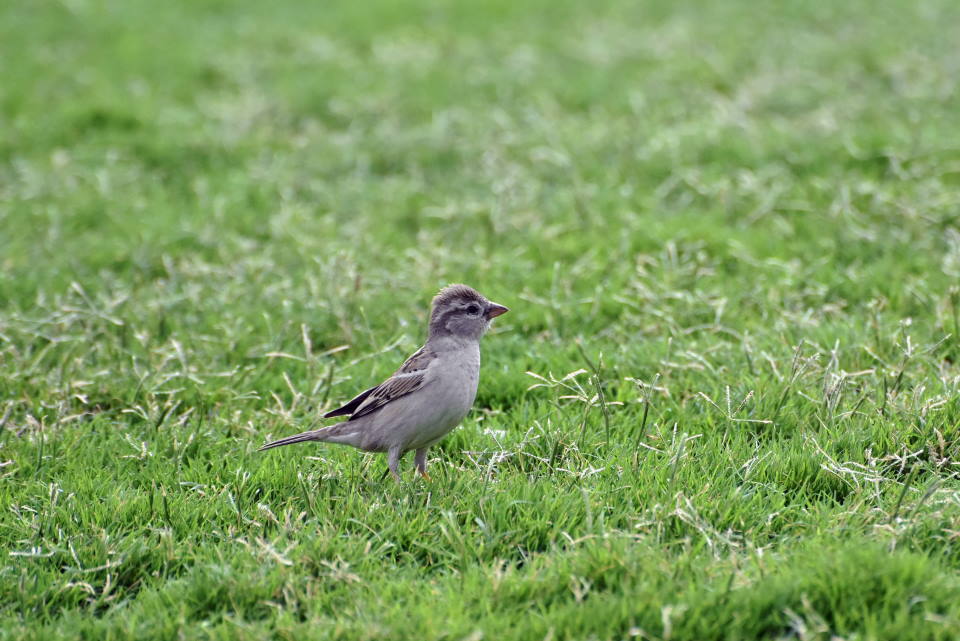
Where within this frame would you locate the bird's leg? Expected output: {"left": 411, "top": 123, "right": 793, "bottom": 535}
{"left": 387, "top": 446, "right": 403, "bottom": 483}
{"left": 414, "top": 448, "right": 431, "bottom": 481}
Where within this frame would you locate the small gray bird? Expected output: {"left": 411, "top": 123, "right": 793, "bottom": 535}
{"left": 259, "top": 284, "right": 508, "bottom": 481}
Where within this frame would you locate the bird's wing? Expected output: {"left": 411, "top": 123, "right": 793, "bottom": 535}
{"left": 321, "top": 386, "right": 375, "bottom": 418}
{"left": 322, "top": 346, "right": 437, "bottom": 421}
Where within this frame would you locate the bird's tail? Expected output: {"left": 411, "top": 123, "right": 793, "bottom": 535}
{"left": 258, "top": 423, "right": 362, "bottom": 451}
{"left": 258, "top": 429, "right": 326, "bottom": 451}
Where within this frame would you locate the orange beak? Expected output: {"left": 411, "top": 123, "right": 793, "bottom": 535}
{"left": 485, "top": 303, "right": 509, "bottom": 319}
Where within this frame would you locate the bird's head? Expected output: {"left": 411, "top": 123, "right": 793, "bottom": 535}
{"left": 428, "top": 284, "right": 508, "bottom": 341}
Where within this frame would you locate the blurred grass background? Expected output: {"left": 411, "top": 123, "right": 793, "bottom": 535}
{"left": 2, "top": 0, "right": 960, "bottom": 639}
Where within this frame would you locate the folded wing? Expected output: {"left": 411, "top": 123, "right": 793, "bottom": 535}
{"left": 322, "top": 346, "right": 436, "bottom": 421}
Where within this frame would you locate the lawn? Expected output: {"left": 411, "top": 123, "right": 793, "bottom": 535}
{"left": 2, "top": 0, "right": 960, "bottom": 638}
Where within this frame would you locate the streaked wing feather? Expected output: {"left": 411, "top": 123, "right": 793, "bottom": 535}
{"left": 341, "top": 346, "right": 437, "bottom": 421}
{"left": 323, "top": 387, "right": 375, "bottom": 418}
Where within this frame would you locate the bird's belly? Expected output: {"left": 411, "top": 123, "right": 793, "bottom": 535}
{"left": 358, "top": 387, "right": 473, "bottom": 453}
{"left": 403, "top": 384, "right": 474, "bottom": 449}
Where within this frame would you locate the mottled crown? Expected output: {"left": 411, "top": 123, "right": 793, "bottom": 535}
{"left": 431, "top": 284, "right": 485, "bottom": 311}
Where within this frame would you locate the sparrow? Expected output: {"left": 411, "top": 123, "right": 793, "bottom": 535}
{"left": 259, "top": 284, "right": 509, "bottom": 481}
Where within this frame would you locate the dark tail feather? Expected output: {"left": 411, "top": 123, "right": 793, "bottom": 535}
{"left": 258, "top": 430, "right": 324, "bottom": 451}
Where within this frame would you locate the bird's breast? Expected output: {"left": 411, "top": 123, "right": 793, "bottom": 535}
{"left": 433, "top": 343, "right": 481, "bottom": 410}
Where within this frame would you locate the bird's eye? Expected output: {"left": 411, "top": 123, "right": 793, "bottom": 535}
{"left": 466, "top": 304, "right": 481, "bottom": 315}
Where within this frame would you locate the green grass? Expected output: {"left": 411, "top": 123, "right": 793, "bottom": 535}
{"left": 2, "top": 0, "right": 960, "bottom": 638}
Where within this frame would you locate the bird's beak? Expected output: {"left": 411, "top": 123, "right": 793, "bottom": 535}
{"left": 485, "top": 303, "right": 509, "bottom": 319}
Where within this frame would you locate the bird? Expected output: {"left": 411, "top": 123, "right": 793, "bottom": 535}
{"left": 258, "top": 284, "right": 508, "bottom": 481}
